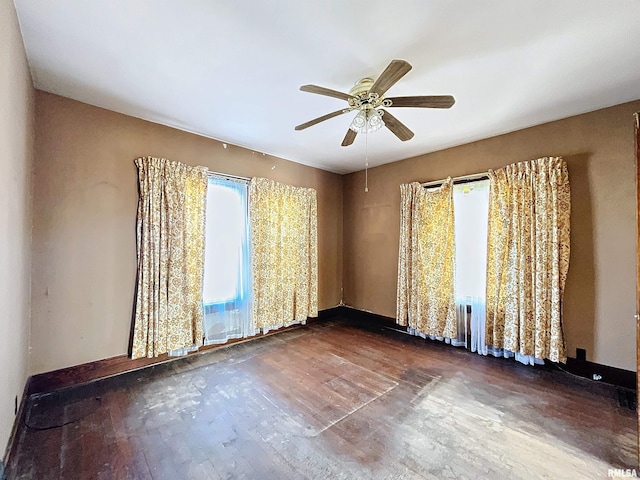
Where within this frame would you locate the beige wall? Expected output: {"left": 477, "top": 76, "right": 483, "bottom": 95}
{"left": 343, "top": 100, "right": 640, "bottom": 372}
{"left": 27, "top": 82, "right": 640, "bottom": 374}
{"left": 31, "top": 92, "right": 343, "bottom": 375}
{"left": 0, "top": 0, "right": 35, "bottom": 459}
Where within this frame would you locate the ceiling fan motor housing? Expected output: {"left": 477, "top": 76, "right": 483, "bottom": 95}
{"left": 349, "top": 77, "right": 375, "bottom": 97}
{"left": 348, "top": 78, "right": 389, "bottom": 111}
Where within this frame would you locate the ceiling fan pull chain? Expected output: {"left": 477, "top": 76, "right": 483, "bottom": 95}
{"left": 365, "top": 113, "right": 369, "bottom": 193}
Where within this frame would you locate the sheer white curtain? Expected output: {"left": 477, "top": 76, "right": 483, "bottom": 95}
{"left": 454, "top": 180, "right": 541, "bottom": 366}
{"left": 453, "top": 181, "right": 490, "bottom": 351}
{"left": 202, "top": 176, "right": 256, "bottom": 344}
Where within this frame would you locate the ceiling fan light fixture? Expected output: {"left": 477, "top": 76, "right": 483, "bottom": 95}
{"left": 296, "top": 60, "right": 455, "bottom": 147}
{"left": 349, "top": 108, "right": 385, "bottom": 134}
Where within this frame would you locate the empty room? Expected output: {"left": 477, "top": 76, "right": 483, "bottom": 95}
{"left": 1, "top": 1, "right": 639, "bottom": 479}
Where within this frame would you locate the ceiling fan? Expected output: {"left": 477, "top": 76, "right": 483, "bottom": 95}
{"left": 295, "top": 59, "right": 455, "bottom": 146}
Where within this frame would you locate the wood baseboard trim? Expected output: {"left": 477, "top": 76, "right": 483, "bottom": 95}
{"left": 24, "top": 304, "right": 636, "bottom": 397}
{"left": 563, "top": 357, "right": 636, "bottom": 391}
{"left": 26, "top": 308, "right": 341, "bottom": 397}
{"left": 340, "top": 305, "right": 396, "bottom": 326}
{"left": 316, "top": 305, "right": 349, "bottom": 320}
{"left": 341, "top": 306, "right": 637, "bottom": 391}
{"left": 2, "top": 376, "right": 32, "bottom": 475}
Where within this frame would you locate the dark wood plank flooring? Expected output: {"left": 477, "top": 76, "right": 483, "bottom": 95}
{"left": 5, "top": 318, "right": 637, "bottom": 479}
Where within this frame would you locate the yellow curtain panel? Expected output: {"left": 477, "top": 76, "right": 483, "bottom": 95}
{"left": 131, "top": 157, "right": 208, "bottom": 359}
{"left": 397, "top": 180, "right": 457, "bottom": 338}
{"left": 249, "top": 177, "right": 318, "bottom": 330}
{"left": 486, "top": 157, "right": 571, "bottom": 363}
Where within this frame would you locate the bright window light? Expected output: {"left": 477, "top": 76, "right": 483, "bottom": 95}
{"left": 203, "top": 182, "right": 245, "bottom": 304}
{"left": 453, "top": 180, "right": 490, "bottom": 300}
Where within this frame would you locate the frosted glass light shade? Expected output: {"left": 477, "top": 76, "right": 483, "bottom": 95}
{"left": 349, "top": 109, "right": 385, "bottom": 134}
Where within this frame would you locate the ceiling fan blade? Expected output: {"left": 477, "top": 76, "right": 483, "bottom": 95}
{"left": 381, "top": 109, "right": 414, "bottom": 141}
{"left": 300, "top": 84, "right": 354, "bottom": 101}
{"left": 295, "top": 108, "right": 352, "bottom": 131}
{"left": 342, "top": 129, "right": 357, "bottom": 147}
{"left": 369, "top": 60, "right": 412, "bottom": 97}
{"left": 386, "top": 95, "right": 456, "bottom": 109}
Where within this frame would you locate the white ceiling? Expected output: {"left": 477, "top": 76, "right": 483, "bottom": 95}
{"left": 14, "top": 1, "right": 640, "bottom": 174}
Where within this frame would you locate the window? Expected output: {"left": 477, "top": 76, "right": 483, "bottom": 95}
{"left": 202, "top": 176, "right": 254, "bottom": 344}
{"left": 453, "top": 180, "right": 490, "bottom": 303}
{"left": 452, "top": 178, "right": 540, "bottom": 364}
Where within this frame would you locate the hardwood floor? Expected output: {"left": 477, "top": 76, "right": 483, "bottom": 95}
{"left": 5, "top": 317, "right": 637, "bottom": 479}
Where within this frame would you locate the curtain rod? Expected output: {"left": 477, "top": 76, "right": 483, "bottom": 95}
{"left": 421, "top": 171, "right": 489, "bottom": 188}
{"left": 207, "top": 170, "right": 250, "bottom": 182}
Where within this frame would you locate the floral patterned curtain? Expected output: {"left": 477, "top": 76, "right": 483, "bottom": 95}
{"left": 249, "top": 177, "right": 318, "bottom": 331}
{"left": 397, "top": 179, "right": 457, "bottom": 338}
{"left": 485, "top": 157, "right": 570, "bottom": 363}
{"left": 131, "top": 156, "right": 208, "bottom": 359}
